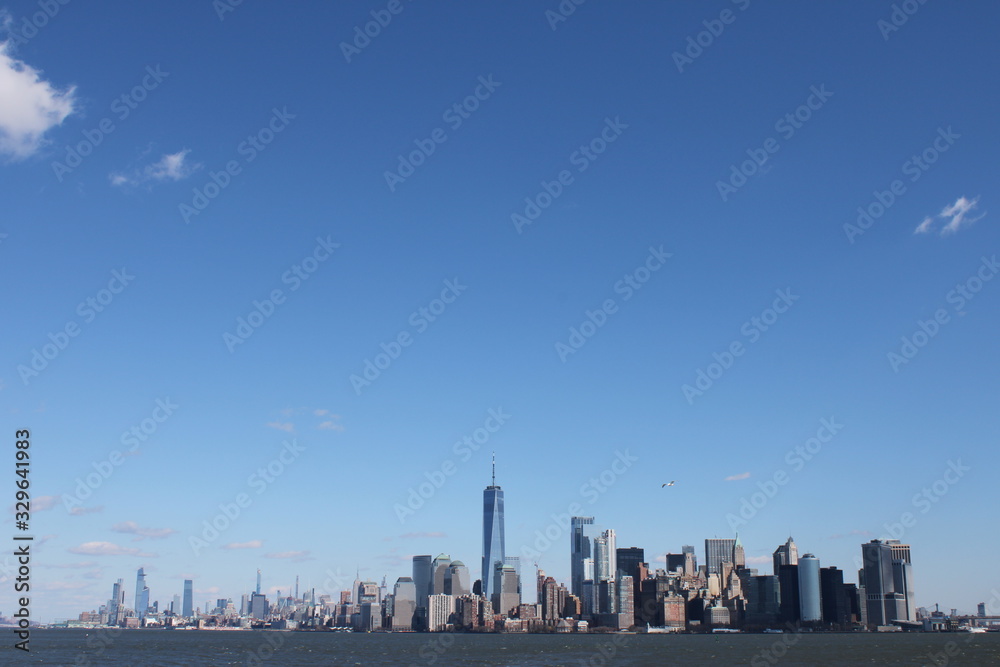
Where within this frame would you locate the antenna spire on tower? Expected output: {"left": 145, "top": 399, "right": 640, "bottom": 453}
{"left": 492, "top": 451, "right": 496, "bottom": 486}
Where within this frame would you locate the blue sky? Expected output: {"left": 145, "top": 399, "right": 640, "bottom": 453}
{"left": 2, "top": 0, "right": 998, "bottom": 622}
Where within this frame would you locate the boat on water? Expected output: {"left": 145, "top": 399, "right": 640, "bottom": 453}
{"left": 961, "top": 626, "right": 987, "bottom": 633}
{"left": 762, "top": 628, "right": 783, "bottom": 634}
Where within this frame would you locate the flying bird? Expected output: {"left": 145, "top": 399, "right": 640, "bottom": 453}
{"left": 662, "top": 481, "right": 675, "bottom": 487}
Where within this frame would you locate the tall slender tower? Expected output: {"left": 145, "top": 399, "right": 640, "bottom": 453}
{"left": 256, "top": 569, "right": 262, "bottom": 595}
{"left": 134, "top": 568, "right": 149, "bottom": 620}
{"left": 570, "top": 517, "right": 595, "bottom": 597}
{"left": 482, "top": 453, "right": 505, "bottom": 602}
{"left": 182, "top": 579, "right": 193, "bottom": 617}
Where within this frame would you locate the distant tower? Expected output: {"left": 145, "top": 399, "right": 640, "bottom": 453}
{"left": 295, "top": 575, "right": 299, "bottom": 600}
{"left": 134, "top": 568, "right": 150, "bottom": 620}
{"left": 705, "top": 538, "right": 736, "bottom": 577}
{"left": 773, "top": 537, "right": 799, "bottom": 575}
{"left": 412, "top": 555, "right": 434, "bottom": 613}
{"left": 482, "top": 453, "right": 505, "bottom": 602}
{"left": 861, "top": 539, "right": 915, "bottom": 626}
{"left": 182, "top": 579, "right": 194, "bottom": 618}
{"left": 570, "top": 517, "right": 596, "bottom": 597}
{"left": 256, "top": 569, "right": 262, "bottom": 595}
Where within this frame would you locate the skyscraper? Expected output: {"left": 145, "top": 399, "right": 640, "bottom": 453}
{"left": 392, "top": 577, "right": 417, "bottom": 631}
{"left": 594, "top": 529, "right": 617, "bottom": 584}
{"left": 134, "top": 568, "right": 149, "bottom": 620}
{"left": 431, "top": 554, "right": 452, "bottom": 596}
{"left": 108, "top": 579, "right": 125, "bottom": 625}
{"left": 256, "top": 569, "right": 261, "bottom": 595}
{"left": 705, "top": 538, "right": 736, "bottom": 577}
{"left": 861, "top": 539, "right": 915, "bottom": 626}
{"left": 773, "top": 537, "right": 799, "bottom": 575}
{"left": 570, "top": 516, "right": 595, "bottom": 597}
{"left": 482, "top": 454, "right": 505, "bottom": 602}
{"left": 182, "top": 579, "right": 194, "bottom": 618}
{"left": 798, "top": 554, "right": 821, "bottom": 622}
{"left": 412, "top": 555, "right": 433, "bottom": 613}
{"left": 448, "top": 561, "right": 471, "bottom": 597}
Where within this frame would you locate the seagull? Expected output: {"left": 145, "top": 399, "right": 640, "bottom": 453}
{"left": 662, "top": 481, "right": 675, "bottom": 487}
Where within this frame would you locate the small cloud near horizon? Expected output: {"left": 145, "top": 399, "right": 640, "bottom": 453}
{"left": 222, "top": 540, "right": 263, "bottom": 550}
{"left": 725, "top": 472, "right": 751, "bottom": 481}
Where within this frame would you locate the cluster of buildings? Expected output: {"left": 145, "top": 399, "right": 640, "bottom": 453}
{"left": 68, "top": 463, "right": 987, "bottom": 633}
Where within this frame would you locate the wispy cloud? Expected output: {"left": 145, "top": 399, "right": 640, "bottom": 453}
{"left": 0, "top": 39, "right": 76, "bottom": 160}
{"left": 317, "top": 420, "right": 344, "bottom": 432}
{"left": 399, "top": 531, "right": 446, "bottom": 540}
{"left": 110, "top": 149, "right": 199, "bottom": 187}
{"left": 111, "top": 521, "right": 176, "bottom": 541}
{"left": 266, "top": 421, "right": 295, "bottom": 433}
{"left": 724, "top": 472, "right": 750, "bottom": 481}
{"left": 915, "top": 195, "right": 986, "bottom": 235}
{"left": 222, "top": 540, "right": 263, "bottom": 550}
{"left": 10, "top": 494, "right": 58, "bottom": 513}
{"left": 67, "top": 541, "right": 157, "bottom": 557}
{"left": 264, "top": 550, "right": 313, "bottom": 562}
{"left": 69, "top": 505, "right": 104, "bottom": 516}
{"left": 829, "top": 529, "right": 874, "bottom": 540}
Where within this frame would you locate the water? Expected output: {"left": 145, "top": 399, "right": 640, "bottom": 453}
{"left": 3, "top": 629, "right": 999, "bottom": 666}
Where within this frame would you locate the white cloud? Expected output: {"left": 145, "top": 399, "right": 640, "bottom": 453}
{"left": 317, "top": 420, "right": 344, "bottom": 432}
{"left": 0, "top": 40, "right": 76, "bottom": 159}
{"left": 724, "top": 472, "right": 750, "bottom": 481}
{"left": 67, "top": 541, "right": 156, "bottom": 557}
{"left": 222, "top": 540, "right": 263, "bottom": 550}
{"left": 266, "top": 421, "right": 295, "bottom": 433}
{"left": 111, "top": 521, "right": 176, "bottom": 541}
{"left": 914, "top": 196, "right": 986, "bottom": 235}
{"left": 940, "top": 196, "right": 984, "bottom": 235}
{"left": 914, "top": 216, "right": 934, "bottom": 234}
{"left": 110, "top": 149, "right": 199, "bottom": 187}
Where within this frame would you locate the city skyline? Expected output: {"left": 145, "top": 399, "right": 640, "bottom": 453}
{"left": 2, "top": 1, "right": 998, "bottom": 626}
